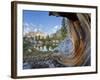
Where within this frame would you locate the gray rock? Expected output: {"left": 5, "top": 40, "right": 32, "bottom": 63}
{"left": 54, "top": 37, "right": 74, "bottom": 55}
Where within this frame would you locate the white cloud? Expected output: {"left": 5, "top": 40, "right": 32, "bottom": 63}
{"left": 23, "top": 22, "right": 43, "bottom": 35}
{"left": 54, "top": 25, "right": 59, "bottom": 29}
{"left": 38, "top": 28, "right": 42, "bottom": 31}
{"left": 52, "top": 25, "right": 60, "bottom": 33}
{"left": 34, "top": 28, "right": 42, "bottom": 32}
{"left": 30, "top": 23, "right": 35, "bottom": 27}
{"left": 24, "top": 23, "right": 29, "bottom": 27}
{"left": 23, "top": 27, "right": 30, "bottom": 35}
{"left": 34, "top": 28, "right": 38, "bottom": 32}
{"left": 23, "top": 22, "right": 34, "bottom": 34}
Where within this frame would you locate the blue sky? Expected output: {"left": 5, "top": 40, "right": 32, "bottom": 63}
{"left": 23, "top": 10, "right": 62, "bottom": 35}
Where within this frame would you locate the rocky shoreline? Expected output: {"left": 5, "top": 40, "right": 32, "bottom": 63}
{"left": 23, "top": 58, "right": 66, "bottom": 69}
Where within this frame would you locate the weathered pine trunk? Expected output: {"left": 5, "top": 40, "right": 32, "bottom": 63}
{"left": 51, "top": 13, "right": 91, "bottom": 66}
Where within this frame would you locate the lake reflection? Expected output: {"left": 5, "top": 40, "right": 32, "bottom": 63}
{"left": 33, "top": 43, "right": 58, "bottom": 51}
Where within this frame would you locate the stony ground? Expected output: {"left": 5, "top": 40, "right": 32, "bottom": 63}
{"left": 23, "top": 50, "right": 67, "bottom": 69}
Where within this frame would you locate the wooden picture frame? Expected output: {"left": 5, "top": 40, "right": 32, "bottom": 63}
{"left": 11, "top": 1, "right": 98, "bottom": 78}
